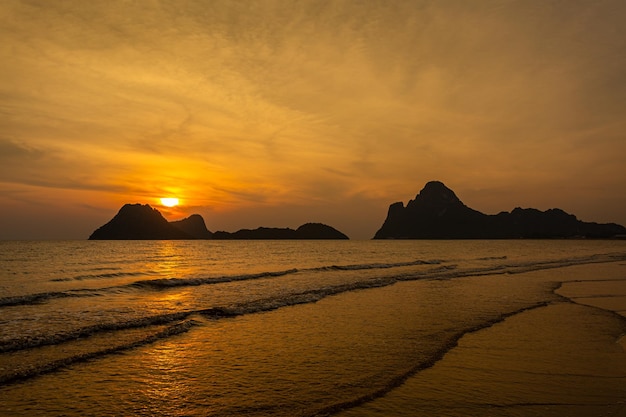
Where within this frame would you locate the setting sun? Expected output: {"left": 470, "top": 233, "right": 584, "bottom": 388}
{"left": 160, "top": 197, "right": 179, "bottom": 207}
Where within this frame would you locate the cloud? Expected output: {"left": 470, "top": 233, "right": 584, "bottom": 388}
{"left": 0, "top": 138, "right": 44, "bottom": 159}
{"left": 1, "top": 0, "right": 626, "bottom": 238}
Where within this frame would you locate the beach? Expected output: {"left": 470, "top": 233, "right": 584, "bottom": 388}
{"left": 337, "top": 262, "right": 626, "bottom": 416}
{"left": 0, "top": 240, "right": 625, "bottom": 416}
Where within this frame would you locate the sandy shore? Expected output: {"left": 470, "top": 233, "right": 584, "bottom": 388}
{"left": 337, "top": 262, "right": 626, "bottom": 417}
{"left": 2, "top": 251, "right": 624, "bottom": 417}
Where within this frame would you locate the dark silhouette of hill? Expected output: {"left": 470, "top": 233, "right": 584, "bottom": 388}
{"left": 295, "top": 223, "right": 349, "bottom": 239}
{"left": 374, "top": 181, "right": 626, "bottom": 239}
{"left": 212, "top": 223, "right": 349, "bottom": 240}
{"left": 89, "top": 204, "right": 193, "bottom": 240}
{"left": 212, "top": 227, "right": 296, "bottom": 240}
{"left": 89, "top": 205, "right": 348, "bottom": 240}
{"left": 170, "top": 214, "right": 213, "bottom": 239}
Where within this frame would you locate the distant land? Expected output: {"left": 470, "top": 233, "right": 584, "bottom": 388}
{"left": 212, "top": 223, "right": 349, "bottom": 240}
{"left": 88, "top": 181, "right": 626, "bottom": 240}
{"left": 88, "top": 204, "right": 349, "bottom": 240}
{"left": 89, "top": 204, "right": 192, "bottom": 240}
{"left": 374, "top": 181, "right": 626, "bottom": 239}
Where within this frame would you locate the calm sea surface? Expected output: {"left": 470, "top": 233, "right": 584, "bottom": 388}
{"left": 1, "top": 240, "right": 625, "bottom": 416}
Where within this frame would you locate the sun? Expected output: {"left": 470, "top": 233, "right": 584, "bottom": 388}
{"left": 160, "top": 197, "right": 179, "bottom": 207}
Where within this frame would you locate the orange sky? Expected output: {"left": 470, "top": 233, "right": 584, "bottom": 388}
{"left": 1, "top": 0, "right": 626, "bottom": 239}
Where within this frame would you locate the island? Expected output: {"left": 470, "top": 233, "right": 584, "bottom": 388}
{"left": 373, "top": 181, "right": 626, "bottom": 239}
{"left": 212, "top": 223, "right": 349, "bottom": 240}
{"left": 88, "top": 204, "right": 349, "bottom": 240}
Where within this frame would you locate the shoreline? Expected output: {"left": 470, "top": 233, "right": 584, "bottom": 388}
{"left": 2, "top": 244, "right": 625, "bottom": 417}
{"left": 336, "top": 261, "right": 626, "bottom": 416}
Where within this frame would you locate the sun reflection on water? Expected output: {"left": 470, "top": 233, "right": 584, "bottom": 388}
{"left": 145, "top": 241, "right": 200, "bottom": 313}
{"left": 139, "top": 340, "right": 201, "bottom": 416}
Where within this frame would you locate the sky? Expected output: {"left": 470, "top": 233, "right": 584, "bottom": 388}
{"left": 1, "top": 0, "right": 625, "bottom": 240}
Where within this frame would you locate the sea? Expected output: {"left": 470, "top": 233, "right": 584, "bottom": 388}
{"left": 1, "top": 239, "right": 625, "bottom": 417}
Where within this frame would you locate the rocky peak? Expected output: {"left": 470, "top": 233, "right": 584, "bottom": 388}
{"left": 89, "top": 204, "right": 192, "bottom": 240}
{"left": 374, "top": 181, "right": 626, "bottom": 239}
{"left": 118, "top": 203, "right": 163, "bottom": 219}
{"left": 407, "top": 181, "right": 463, "bottom": 210}
{"left": 170, "top": 214, "right": 213, "bottom": 239}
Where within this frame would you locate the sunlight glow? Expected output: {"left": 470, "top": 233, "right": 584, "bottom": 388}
{"left": 160, "top": 197, "right": 179, "bottom": 207}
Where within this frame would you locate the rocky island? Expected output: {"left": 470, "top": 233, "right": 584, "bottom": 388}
{"left": 373, "top": 181, "right": 626, "bottom": 239}
{"left": 89, "top": 204, "right": 195, "bottom": 240}
{"left": 212, "top": 223, "right": 349, "bottom": 240}
{"left": 88, "top": 204, "right": 349, "bottom": 240}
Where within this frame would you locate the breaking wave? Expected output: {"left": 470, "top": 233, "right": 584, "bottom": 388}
{"left": 1, "top": 253, "right": 625, "bottom": 309}
{"left": 2, "top": 249, "right": 626, "bottom": 387}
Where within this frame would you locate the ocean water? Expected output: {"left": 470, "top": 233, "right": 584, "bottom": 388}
{"left": 1, "top": 240, "right": 625, "bottom": 416}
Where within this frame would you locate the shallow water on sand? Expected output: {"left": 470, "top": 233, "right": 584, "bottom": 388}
{"left": 337, "top": 264, "right": 626, "bottom": 417}
{"left": 1, "top": 240, "right": 625, "bottom": 416}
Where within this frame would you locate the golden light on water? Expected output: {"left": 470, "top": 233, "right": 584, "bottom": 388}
{"left": 160, "top": 198, "right": 179, "bottom": 207}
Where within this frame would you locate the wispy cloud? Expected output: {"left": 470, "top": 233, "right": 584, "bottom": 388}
{"left": 1, "top": 0, "right": 625, "bottom": 238}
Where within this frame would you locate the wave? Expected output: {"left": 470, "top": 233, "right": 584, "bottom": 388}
{"left": 0, "top": 320, "right": 198, "bottom": 385}
{"left": 0, "top": 273, "right": 423, "bottom": 386}
{"left": 0, "top": 269, "right": 300, "bottom": 308}
{"left": 2, "top": 253, "right": 624, "bottom": 310}
{"left": 4, "top": 252, "right": 619, "bottom": 355}
{"left": 312, "top": 259, "right": 443, "bottom": 271}
{"left": 51, "top": 271, "right": 151, "bottom": 282}
{"left": 310, "top": 300, "right": 555, "bottom": 416}
{"left": 0, "top": 259, "right": 441, "bottom": 307}
{"left": 477, "top": 255, "right": 508, "bottom": 260}
{"left": 131, "top": 268, "right": 300, "bottom": 289}
{"left": 0, "top": 274, "right": 403, "bottom": 355}
{"left": 414, "top": 253, "right": 626, "bottom": 281}
{"left": 2, "top": 251, "right": 624, "bottom": 386}
{"left": 0, "top": 289, "right": 102, "bottom": 308}
{"left": 0, "top": 311, "right": 191, "bottom": 353}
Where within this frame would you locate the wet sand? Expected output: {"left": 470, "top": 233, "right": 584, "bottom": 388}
{"left": 337, "top": 262, "right": 626, "bottom": 417}
{"left": 2, "top": 253, "right": 625, "bottom": 416}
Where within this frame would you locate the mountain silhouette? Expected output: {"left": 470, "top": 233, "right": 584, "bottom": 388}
{"left": 89, "top": 205, "right": 349, "bottom": 240}
{"left": 295, "top": 223, "right": 350, "bottom": 239}
{"left": 89, "top": 204, "right": 193, "bottom": 240}
{"left": 170, "top": 214, "right": 213, "bottom": 239}
{"left": 212, "top": 223, "right": 349, "bottom": 240}
{"left": 374, "top": 181, "right": 626, "bottom": 239}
